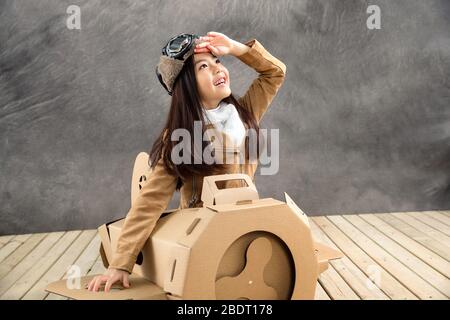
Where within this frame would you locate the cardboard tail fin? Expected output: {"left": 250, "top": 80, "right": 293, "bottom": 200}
{"left": 314, "top": 241, "right": 344, "bottom": 274}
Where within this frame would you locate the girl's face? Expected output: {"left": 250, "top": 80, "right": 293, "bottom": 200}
{"left": 193, "top": 52, "right": 231, "bottom": 109}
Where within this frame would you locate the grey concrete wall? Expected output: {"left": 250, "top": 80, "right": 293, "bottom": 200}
{"left": 1, "top": 0, "right": 449, "bottom": 235}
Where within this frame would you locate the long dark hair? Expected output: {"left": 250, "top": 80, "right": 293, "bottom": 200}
{"left": 149, "top": 54, "right": 262, "bottom": 190}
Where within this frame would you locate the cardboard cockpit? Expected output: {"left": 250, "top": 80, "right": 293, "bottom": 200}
{"left": 46, "top": 152, "right": 343, "bottom": 300}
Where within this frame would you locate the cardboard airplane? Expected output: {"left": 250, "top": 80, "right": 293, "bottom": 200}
{"left": 46, "top": 152, "right": 343, "bottom": 300}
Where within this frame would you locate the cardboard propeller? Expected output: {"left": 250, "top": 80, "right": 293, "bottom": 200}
{"left": 46, "top": 152, "right": 343, "bottom": 300}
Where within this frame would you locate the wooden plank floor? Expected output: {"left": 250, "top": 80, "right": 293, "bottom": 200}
{"left": 0, "top": 211, "right": 449, "bottom": 300}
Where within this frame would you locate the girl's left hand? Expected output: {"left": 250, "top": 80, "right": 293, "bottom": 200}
{"left": 194, "top": 31, "right": 237, "bottom": 56}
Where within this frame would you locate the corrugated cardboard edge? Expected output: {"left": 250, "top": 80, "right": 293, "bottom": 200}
{"left": 98, "top": 223, "right": 113, "bottom": 267}
{"left": 99, "top": 241, "right": 109, "bottom": 269}
{"left": 284, "top": 192, "right": 310, "bottom": 228}
{"left": 97, "top": 217, "right": 125, "bottom": 269}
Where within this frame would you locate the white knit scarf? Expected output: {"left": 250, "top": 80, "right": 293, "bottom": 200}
{"left": 202, "top": 101, "right": 246, "bottom": 148}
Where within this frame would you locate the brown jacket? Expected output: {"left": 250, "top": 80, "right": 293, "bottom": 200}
{"left": 109, "top": 39, "right": 287, "bottom": 273}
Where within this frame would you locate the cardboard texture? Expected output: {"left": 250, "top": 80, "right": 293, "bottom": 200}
{"left": 46, "top": 153, "right": 343, "bottom": 300}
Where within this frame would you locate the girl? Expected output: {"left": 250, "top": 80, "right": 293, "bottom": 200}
{"left": 88, "top": 31, "right": 286, "bottom": 292}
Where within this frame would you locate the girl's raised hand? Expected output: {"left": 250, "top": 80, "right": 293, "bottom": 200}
{"left": 194, "top": 31, "right": 236, "bottom": 57}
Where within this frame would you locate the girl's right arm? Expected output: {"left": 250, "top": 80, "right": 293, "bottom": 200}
{"left": 235, "top": 39, "right": 287, "bottom": 124}
{"left": 88, "top": 150, "right": 178, "bottom": 291}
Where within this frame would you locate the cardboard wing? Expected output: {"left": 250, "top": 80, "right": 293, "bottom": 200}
{"left": 45, "top": 274, "right": 167, "bottom": 300}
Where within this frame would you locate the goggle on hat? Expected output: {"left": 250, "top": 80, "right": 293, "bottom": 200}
{"left": 156, "top": 33, "right": 201, "bottom": 96}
